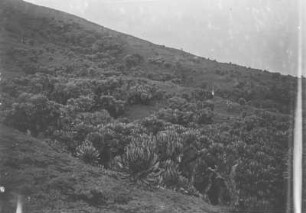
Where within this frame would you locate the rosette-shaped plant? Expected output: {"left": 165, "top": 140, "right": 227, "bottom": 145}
{"left": 159, "top": 159, "right": 181, "bottom": 188}
{"left": 121, "top": 135, "right": 160, "bottom": 182}
{"left": 76, "top": 140, "right": 100, "bottom": 166}
{"left": 155, "top": 130, "right": 183, "bottom": 162}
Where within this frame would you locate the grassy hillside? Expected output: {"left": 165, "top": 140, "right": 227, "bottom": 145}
{"left": 0, "top": 124, "right": 221, "bottom": 213}
{"left": 0, "top": 0, "right": 303, "bottom": 212}
{"left": 0, "top": 0, "right": 299, "bottom": 114}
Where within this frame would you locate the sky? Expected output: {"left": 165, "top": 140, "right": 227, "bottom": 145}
{"left": 23, "top": 0, "right": 305, "bottom": 76}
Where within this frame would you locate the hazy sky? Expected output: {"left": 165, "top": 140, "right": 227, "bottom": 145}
{"left": 24, "top": 0, "right": 305, "bottom": 76}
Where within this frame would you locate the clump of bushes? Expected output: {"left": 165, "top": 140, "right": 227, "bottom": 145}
{"left": 193, "top": 108, "right": 213, "bottom": 124}
{"left": 192, "top": 89, "right": 213, "bottom": 101}
{"left": 3, "top": 93, "right": 61, "bottom": 136}
{"left": 124, "top": 53, "right": 144, "bottom": 68}
{"left": 84, "top": 122, "right": 145, "bottom": 168}
{"left": 95, "top": 95, "right": 125, "bottom": 117}
{"left": 75, "top": 110, "right": 113, "bottom": 126}
{"left": 140, "top": 115, "right": 166, "bottom": 135}
{"left": 67, "top": 95, "right": 95, "bottom": 113}
{"left": 167, "top": 96, "right": 188, "bottom": 110}
{"left": 128, "top": 84, "right": 162, "bottom": 105}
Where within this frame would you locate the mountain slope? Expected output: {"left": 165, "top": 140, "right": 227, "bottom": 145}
{"left": 0, "top": 0, "right": 300, "bottom": 119}
{"left": 0, "top": 0, "right": 303, "bottom": 212}
{"left": 0, "top": 124, "right": 221, "bottom": 213}
{"left": 0, "top": 0, "right": 299, "bottom": 96}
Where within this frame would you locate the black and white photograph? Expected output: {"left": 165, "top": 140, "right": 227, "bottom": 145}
{"left": 0, "top": 0, "right": 305, "bottom": 212}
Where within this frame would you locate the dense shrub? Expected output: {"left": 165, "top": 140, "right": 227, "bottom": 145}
{"left": 95, "top": 95, "right": 125, "bottom": 117}
{"left": 71, "top": 122, "right": 96, "bottom": 143}
{"left": 75, "top": 110, "right": 112, "bottom": 126}
{"left": 140, "top": 116, "right": 166, "bottom": 135}
{"left": 192, "top": 89, "right": 213, "bottom": 101}
{"left": 195, "top": 100, "right": 214, "bottom": 111}
{"left": 67, "top": 95, "right": 95, "bottom": 113}
{"left": 89, "top": 122, "right": 144, "bottom": 167}
{"left": 167, "top": 96, "right": 188, "bottom": 110}
{"left": 50, "top": 82, "right": 81, "bottom": 104}
{"left": 4, "top": 94, "right": 61, "bottom": 135}
{"left": 124, "top": 53, "right": 144, "bottom": 68}
{"left": 127, "top": 84, "right": 160, "bottom": 105}
{"left": 193, "top": 108, "right": 213, "bottom": 124}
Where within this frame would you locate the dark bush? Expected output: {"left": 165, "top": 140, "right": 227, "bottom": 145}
{"left": 238, "top": 97, "right": 246, "bottom": 106}
{"left": 124, "top": 54, "right": 144, "bottom": 68}
{"left": 127, "top": 84, "right": 161, "bottom": 105}
{"left": 193, "top": 108, "right": 213, "bottom": 125}
{"left": 4, "top": 94, "right": 61, "bottom": 135}
{"left": 140, "top": 116, "right": 166, "bottom": 135}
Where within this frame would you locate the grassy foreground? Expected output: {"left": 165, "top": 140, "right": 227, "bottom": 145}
{"left": 0, "top": 124, "right": 222, "bottom": 213}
